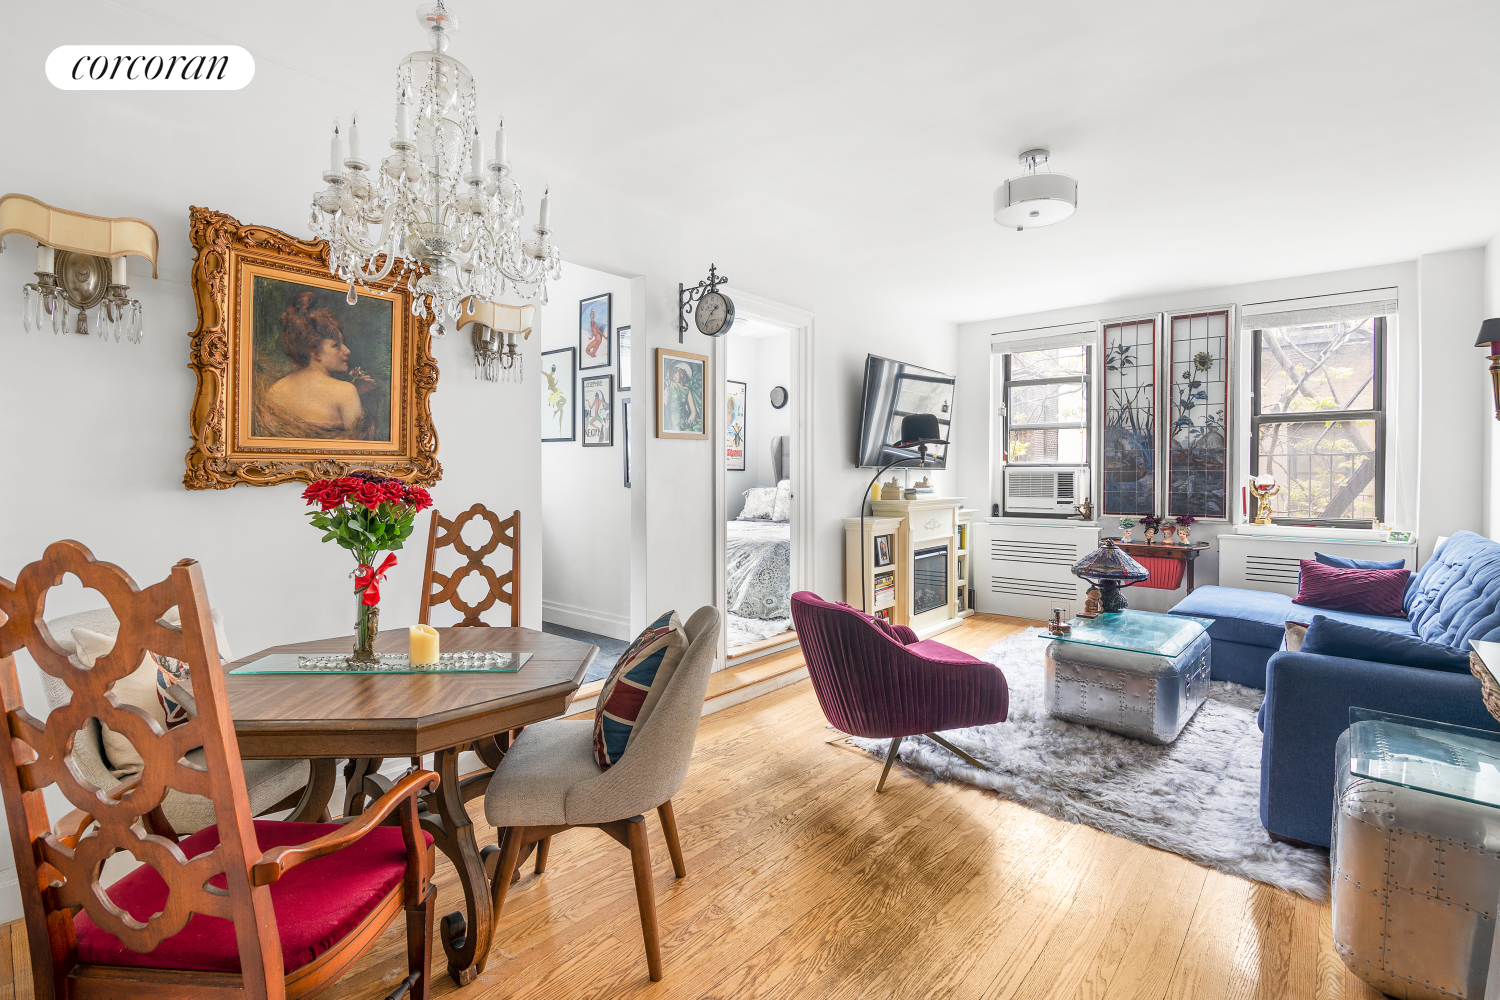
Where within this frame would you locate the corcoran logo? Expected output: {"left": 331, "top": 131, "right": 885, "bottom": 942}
{"left": 46, "top": 45, "right": 254, "bottom": 90}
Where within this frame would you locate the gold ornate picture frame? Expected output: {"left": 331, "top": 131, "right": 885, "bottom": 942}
{"left": 183, "top": 207, "right": 440, "bottom": 490}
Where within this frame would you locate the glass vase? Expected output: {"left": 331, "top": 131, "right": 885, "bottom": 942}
{"left": 352, "top": 599, "right": 380, "bottom": 664}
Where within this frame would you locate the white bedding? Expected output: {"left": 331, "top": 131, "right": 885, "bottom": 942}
{"left": 727, "top": 519, "right": 790, "bottom": 620}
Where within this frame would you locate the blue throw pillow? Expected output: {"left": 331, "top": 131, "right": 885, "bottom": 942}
{"left": 1300, "top": 614, "right": 1470, "bottom": 674}
{"left": 1314, "top": 550, "right": 1405, "bottom": 571}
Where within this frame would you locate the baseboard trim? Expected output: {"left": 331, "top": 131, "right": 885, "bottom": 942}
{"left": 700, "top": 666, "right": 808, "bottom": 717}
{"left": 542, "top": 601, "right": 631, "bottom": 641}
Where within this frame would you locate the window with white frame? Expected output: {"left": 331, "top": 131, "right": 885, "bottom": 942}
{"left": 1248, "top": 296, "right": 1393, "bottom": 525}
{"left": 1001, "top": 345, "right": 1090, "bottom": 466}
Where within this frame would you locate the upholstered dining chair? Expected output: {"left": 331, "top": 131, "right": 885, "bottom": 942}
{"left": 0, "top": 540, "right": 439, "bottom": 1000}
{"left": 419, "top": 503, "right": 520, "bottom": 627}
{"left": 37, "top": 605, "right": 325, "bottom": 835}
{"left": 790, "top": 591, "right": 1009, "bottom": 792}
{"left": 482, "top": 606, "right": 721, "bottom": 982}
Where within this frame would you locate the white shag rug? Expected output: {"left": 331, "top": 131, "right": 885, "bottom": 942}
{"left": 848, "top": 628, "right": 1330, "bottom": 899}
{"left": 727, "top": 613, "right": 792, "bottom": 649}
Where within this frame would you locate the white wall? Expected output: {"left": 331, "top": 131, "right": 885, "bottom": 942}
{"left": 725, "top": 328, "right": 791, "bottom": 518}
{"left": 1415, "top": 249, "right": 1485, "bottom": 562}
{"left": 951, "top": 258, "right": 1485, "bottom": 610}
{"left": 1483, "top": 233, "right": 1500, "bottom": 541}
{"left": 539, "top": 265, "right": 633, "bottom": 639}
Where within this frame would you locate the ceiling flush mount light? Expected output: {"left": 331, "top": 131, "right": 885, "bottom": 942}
{"left": 0, "top": 194, "right": 157, "bottom": 343}
{"left": 309, "top": 0, "right": 561, "bottom": 339}
{"left": 993, "top": 148, "right": 1078, "bottom": 231}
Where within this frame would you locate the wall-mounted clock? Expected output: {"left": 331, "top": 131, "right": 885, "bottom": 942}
{"left": 694, "top": 289, "right": 735, "bottom": 337}
{"left": 769, "top": 385, "right": 788, "bottom": 409}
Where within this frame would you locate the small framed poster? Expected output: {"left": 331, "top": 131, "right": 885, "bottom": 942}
{"left": 726, "top": 379, "right": 747, "bottom": 471}
{"left": 874, "top": 535, "right": 893, "bottom": 567}
{"left": 617, "top": 324, "right": 632, "bottom": 391}
{"left": 581, "top": 374, "right": 614, "bottom": 447}
{"left": 540, "top": 347, "right": 576, "bottom": 442}
{"left": 623, "top": 398, "right": 633, "bottom": 487}
{"left": 579, "top": 292, "right": 611, "bottom": 370}
{"left": 657, "top": 347, "right": 707, "bottom": 439}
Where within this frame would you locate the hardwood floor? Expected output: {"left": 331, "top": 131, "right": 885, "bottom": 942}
{"left": 0, "top": 614, "right": 1380, "bottom": 1000}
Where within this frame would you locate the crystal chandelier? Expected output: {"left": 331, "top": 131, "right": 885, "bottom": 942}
{"left": 309, "top": 1, "right": 561, "bottom": 338}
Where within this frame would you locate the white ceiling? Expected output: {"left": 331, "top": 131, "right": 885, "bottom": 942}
{"left": 121, "top": 0, "right": 1500, "bottom": 322}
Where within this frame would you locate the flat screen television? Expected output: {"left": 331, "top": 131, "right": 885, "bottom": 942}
{"left": 855, "top": 354, "right": 955, "bottom": 470}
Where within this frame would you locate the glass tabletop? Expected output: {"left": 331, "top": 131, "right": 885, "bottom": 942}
{"left": 233, "top": 651, "right": 533, "bottom": 675}
{"left": 1049, "top": 610, "right": 1212, "bottom": 658}
{"left": 1348, "top": 708, "right": 1500, "bottom": 809}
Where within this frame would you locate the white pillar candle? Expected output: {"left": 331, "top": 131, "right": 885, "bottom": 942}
{"left": 329, "top": 119, "right": 341, "bottom": 174}
{"left": 409, "top": 624, "right": 440, "bottom": 665}
{"left": 110, "top": 256, "right": 127, "bottom": 285}
{"left": 470, "top": 127, "right": 483, "bottom": 176}
{"left": 494, "top": 116, "right": 506, "bottom": 166}
{"left": 538, "top": 187, "right": 550, "bottom": 229}
{"left": 396, "top": 101, "right": 410, "bottom": 142}
{"left": 348, "top": 111, "right": 361, "bottom": 162}
{"left": 36, "top": 244, "right": 54, "bottom": 273}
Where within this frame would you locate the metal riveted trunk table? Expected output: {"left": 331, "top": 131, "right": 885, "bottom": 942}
{"left": 225, "top": 626, "right": 595, "bottom": 986}
{"left": 1332, "top": 711, "right": 1500, "bottom": 1000}
{"left": 1043, "top": 610, "right": 1212, "bottom": 744}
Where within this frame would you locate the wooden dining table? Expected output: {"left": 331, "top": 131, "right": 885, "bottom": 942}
{"left": 224, "top": 625, "right": 597, "bottom": 986}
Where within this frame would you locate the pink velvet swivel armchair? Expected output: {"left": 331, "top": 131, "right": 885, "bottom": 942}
{"left": 790, "top": 591, "right": 1009, "bottom": 791}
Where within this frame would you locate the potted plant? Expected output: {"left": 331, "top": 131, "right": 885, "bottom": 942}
{"left": 301, "top": 472, "right": 433, "bottom": 663}
{"left": 1176, "top": 514, "right": 1196, "bottom": 543}
{"left": 1118, "top": 518, "right": 1135, "bottom": 543}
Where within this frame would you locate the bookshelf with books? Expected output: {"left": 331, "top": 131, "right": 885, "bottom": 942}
{"left": 842, "top": 515, "right": 904, "bottom": 618}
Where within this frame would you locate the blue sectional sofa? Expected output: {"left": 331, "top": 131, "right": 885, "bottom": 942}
{"left": 1170, "top": 530, "right": 1500, "bottom": 847}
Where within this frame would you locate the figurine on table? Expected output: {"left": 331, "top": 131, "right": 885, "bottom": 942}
{"left": 1141, "top": 515, "right": 1162, "bottom": 543}
{"left": 1118, "top": 518, "right": 1135, "bottom": 543}
{"left": 1081, "top": 586, "right": 1103, "bottom": 618}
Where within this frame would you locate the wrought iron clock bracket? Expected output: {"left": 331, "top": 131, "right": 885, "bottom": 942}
{"left": 678, "top": 263, "right": 729, "bottom": 343}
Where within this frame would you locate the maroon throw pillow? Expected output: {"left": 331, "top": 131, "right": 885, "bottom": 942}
{"left": 1292, "top": 559, "right": 1409, "bottom": 618}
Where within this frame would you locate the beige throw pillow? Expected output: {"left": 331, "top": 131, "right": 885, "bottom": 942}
{"left": 1283, "top": 620, "right": 1311, "bottom": 652}
{"left": 71, "top": 628, "right": 170, "bottom": 778}
{"left": 740, "top": 486, "right": 777, "bottom": 520}
{"left": 772, "top": 479, "right": 792, "bottom": 521}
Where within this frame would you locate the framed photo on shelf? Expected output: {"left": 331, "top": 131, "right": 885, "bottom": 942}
{"left": 623, "top": 398, "right": 633, "bottom": 487}
{"left": 540, "top": 347, "right": 576, "bottom": 442}
{"left": 656, "top": 347, "right": 707, "bottom": 439}
{"left": 581, "top": 374, "right": 614, "bottom": 447}
{"left": 725, "top": 379, "right": 747, "bottom": 470}
{"left": 874, "top": 535, "right": 892, "bottom": 567}
{"left": 617, "top": 325, "right": 632, "bottom": 390}
{"left": 579, "top": 292, "right": 611, "bottom": 370}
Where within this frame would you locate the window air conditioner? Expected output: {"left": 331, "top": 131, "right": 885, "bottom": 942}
{"left": 1003, "top": 466, "right": 1090, "bottom": 515}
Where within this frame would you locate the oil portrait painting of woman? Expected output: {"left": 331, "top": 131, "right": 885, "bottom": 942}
{"left": 249, "top": 277, "right": 394, "bottom": 442}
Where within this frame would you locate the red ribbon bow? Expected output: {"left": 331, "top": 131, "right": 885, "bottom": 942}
{"left": 354, "top": 552, "right": 398, "bottom": 607}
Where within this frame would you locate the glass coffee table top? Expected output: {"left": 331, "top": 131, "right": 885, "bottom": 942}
{"left": 1049, "top": 610, "right": 1212, "bottom": 659}
{"left": 1348, "top": 708, "right": 1500, "bottom": 809}
{"left": 234, "top": 650, "right": 533, "bottom": 674}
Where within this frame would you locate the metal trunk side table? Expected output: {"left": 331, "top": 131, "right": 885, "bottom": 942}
{"left": 1043, "top": 610, "right": 1212, "bottom": 744}
{"left": 1333, "top": 709, "right": 1500, "bottom": 1000}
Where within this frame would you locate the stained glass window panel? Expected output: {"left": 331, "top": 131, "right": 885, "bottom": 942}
{"left": 1167, "top": 311, "right": 1229, "bottom": 518}
{"left": 1256, "top": 419, "right": 1378, "bottom": 521}
{"left": 1102, "top": 320, "right": 1156, "bottom": 516}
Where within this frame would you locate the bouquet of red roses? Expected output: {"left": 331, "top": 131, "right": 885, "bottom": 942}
{"left": 301, "top": 471, "right": 433, "bottom": 608}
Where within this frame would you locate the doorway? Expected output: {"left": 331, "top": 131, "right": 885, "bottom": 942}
{"left": 538, "top": 263, "right": 635, "bottom": 682}
{"left": 721, "top": 309, "right": 799, "bottom": 657}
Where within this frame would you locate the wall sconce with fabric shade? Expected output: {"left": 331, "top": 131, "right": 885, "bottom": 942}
{"left": 0, "top": 194, "right": 158, "bottom": 343}
{"left": 1072, "top": 538, "right": 1150, "bottom": 613}
{"left": 457, "top": 297, "right": 534, "bottom": 382}
{"left": 1478, "top": 318, "right": 1500, "bottom": 421}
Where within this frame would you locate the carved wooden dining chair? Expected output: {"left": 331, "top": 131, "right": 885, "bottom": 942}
{"left": 0, "top": 540, "right": 439, "bottom": 1000}
{"left": 418, "top": 504, "right": 520, "bottom": 627}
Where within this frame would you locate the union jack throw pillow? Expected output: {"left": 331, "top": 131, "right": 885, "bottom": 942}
{"left": 593, "top": 610, "right": 688, "bottom": 769}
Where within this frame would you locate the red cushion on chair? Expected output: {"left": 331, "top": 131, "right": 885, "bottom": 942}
{"left": 906, "top": 639, "right": 989, "bottom": 665}
{"left": 75, "top": 820, "right": 430, "bottom": 974}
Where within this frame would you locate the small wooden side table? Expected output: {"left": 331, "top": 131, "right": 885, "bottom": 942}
{"left": 1114, "top": 540, "right": 1211, "bottom": 593}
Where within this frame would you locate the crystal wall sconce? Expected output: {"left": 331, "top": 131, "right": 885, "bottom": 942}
{"left": 0, "top": 194, "right": 158, "bottom": 343}
{"left": 458, "top": 298, "right": 535, "bottom": 382}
